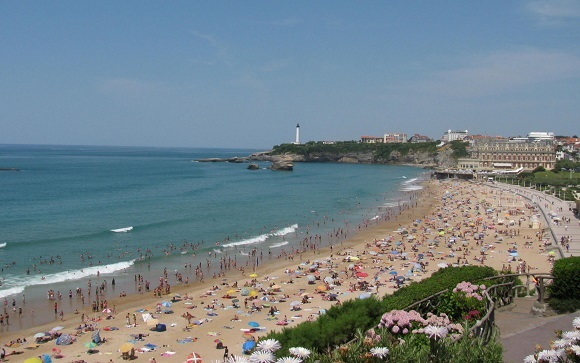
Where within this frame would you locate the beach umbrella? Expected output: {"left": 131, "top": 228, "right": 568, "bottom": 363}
{"left": 248, "top": 321, "right": 260, "bottom": 328}
{"left": 243, "top": 340, "right": 256, "bottom": 351}
{"left": 240, "top": 288, "right": 250, "bottom": 296}
{"left": 323, "top": 276, "right": 334, "bottom": 284}
{"left": 316, "top": 285, "right": 327, "bottom": 292}
{"left": 41, "top": 354, "right": 52, "bottom": 363}
{"left": 34, "top": 332, "right": 46, "bottom": 338}
{"left": 306, "top": 275, "right": 316, "bottom": 282}
{"left": 226, "top": 289, "right": 236, "bottom": 295}
{"left": 161, "top": 301, "right": 172, "bottom": 307}
{"left": 347, "top": 256, "right": 360, "bottom": 261}
{"left": 51, "top": 326, "right": 64, "bottom": 332}
{"left": 232, "top": 299, "right": 239, "bottom": 303}
{"left": 84, "top": 342, "right": 97, "bottom": 349}
{"left": 249, "top": 290, "right": 258, "bottom": 297}
{"left": 510, "top": 252, "right": 519, "bottom": 257}
{"left": 548, "top": 251, "right": 556, "bottom": 256}
{"left": 120, "top": 342, "right": 134, "bottom": 353}
{"left": 24, "top": 358, "right": 42, "bottom": 363}
{"left": 289, "top": 300, "right": 301, "bottom": 307}
{"left": 249, "top": 273, "right": 258, "bottom": 278}
{"left": 390, "top": 250, "right": 399, "bottom": 255}
{"left": 186, "top": 352, "right": 202, "bottom": 363}
{"left": 389, "top": 271, "right": 398, "bottom": 275}
{"left": 356, "top": 271, "right": 368, "bottom": 278}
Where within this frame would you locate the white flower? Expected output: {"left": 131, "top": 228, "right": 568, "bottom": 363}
{"left": 228, "top": 356, "right": 251, "bottom": 363}
{"left": 563, "top": 330, "right": 580, "bottom": 340}
{"left": 573, "top": 316, "right": 580, "bottom": 329}
{"left": 553, "top": 338, "right": 570, "bottom": 349}
{"left": 275, "top": 358, "right": 301, "bottom": 363}
{"left": 570, "top": 344, "right": 580, "bottom": 356}
{"left": 257, "top": 339, "right": 282, "bottom": 352}
{"left": 250, "top": 350, "right": 275, "bottom": 363}
{"left": 424, "top": 325, "right": 448, "bottom": 340}
{"left": 523, "top": 355, "right": 537, "bottom": 363}
{"left": 537, "top": 349, "right": 560, "bottom": 363}
{"left": 370, "top": 347, "right": 389, "bottom": 358}
{"left": 288, "top": 347, "right": 311, "bottom": 359}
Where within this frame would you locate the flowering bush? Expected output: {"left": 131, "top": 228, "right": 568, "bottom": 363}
{"left": 524, "top": 316, "right": 580, "bottom": 363}
{"left": 438, "top": 281, "right": 487, "bottom": 321}
{"left": 377, "top": 309, "right": 424, "bottom": 335}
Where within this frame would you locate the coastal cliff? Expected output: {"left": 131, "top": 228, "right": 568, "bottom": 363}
{"left": 248, "top": 141, "right": 464, "bottom": 168}
{"left": 197, "top": 141, "right": 465, "bottom": 169}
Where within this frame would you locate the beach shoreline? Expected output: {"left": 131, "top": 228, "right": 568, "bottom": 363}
{"left": 1, "top": 179, "right": 557, "bottom": 362}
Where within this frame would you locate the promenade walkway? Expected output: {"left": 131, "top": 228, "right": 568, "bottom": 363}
{"left": 496, "top": 297, "right": 578, "bottom": 363}
{"left": 480, "top": 181, "right": 579, "bottom": 362}
{"left": 480, "top": 181, "right": 579, "bottom": 257}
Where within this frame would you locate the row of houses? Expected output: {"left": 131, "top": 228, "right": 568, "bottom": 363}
{"left": 360, "top": 129, "right": 577, "bottom": 172}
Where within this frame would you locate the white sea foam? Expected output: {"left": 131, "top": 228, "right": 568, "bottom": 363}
{"left": 0, "top": 242, "right": 6, "bottom": 248}
{"left": 222, "top": 224, "right": 298, "bottom": 248}
{"left": 0, "top": 260, "right": 135, "bottom": 299}
{"left": 269, "top": 241, "right": 289, "bottom": 248}
{"left": 111, "top": 226, "right": 133, "bottom": 233}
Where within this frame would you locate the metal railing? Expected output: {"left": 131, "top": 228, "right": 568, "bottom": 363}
{"left": 403, "top": 272, "right": 553, "bottom": 343}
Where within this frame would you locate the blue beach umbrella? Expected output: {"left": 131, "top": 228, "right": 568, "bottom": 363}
{"left": 248, "top": 321, "right": 260, "bottom": 328}
{"left": 391, "top": 250, "right": 399, "bottom": 255}
{"left": 389, "top": 271, "right": 398, "bottom": 275}
{"left": 242, "top": 340, "right": 255, "bottom": 352}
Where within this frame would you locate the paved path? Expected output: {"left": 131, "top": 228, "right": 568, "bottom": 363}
{"left": 478, "top": 181, "right": 579, "bottom": 258}
{"left": 496, "top": 297, "right": 578, "bottom": 363}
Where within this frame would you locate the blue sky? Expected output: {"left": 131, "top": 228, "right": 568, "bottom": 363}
{"left": 1, "top": 1, "right": 579, "bottom": 149}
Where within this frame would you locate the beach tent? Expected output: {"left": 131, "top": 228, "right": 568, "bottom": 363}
{"left": 155, "top": 324, "right": 167, "bottom": 332}
{"left": 92, "top": 329, "right": 101, "bottom": 344}
{"left": 55, "top": 334, "right": 73, "bottom": 345}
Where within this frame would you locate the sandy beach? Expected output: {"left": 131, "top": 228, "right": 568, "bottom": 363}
{"left": 1, "top": 179, "right": 557, "bottom": 363}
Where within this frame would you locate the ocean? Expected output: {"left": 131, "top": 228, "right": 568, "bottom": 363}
{"left": 0, "top": 144, "right": 426, "bottom": 327}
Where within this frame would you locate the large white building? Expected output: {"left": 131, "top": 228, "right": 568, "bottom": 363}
{"left": 442, "top": 130, "right": 468, "bottom": 143}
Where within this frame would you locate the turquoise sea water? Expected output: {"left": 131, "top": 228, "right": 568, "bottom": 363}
{"left": 0, "top": 144, "right": 425, "bottom": 325}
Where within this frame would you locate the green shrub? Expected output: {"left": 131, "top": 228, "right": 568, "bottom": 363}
{"left": 548, "top": 256, "right": 580, "bottom": 313}
{"left": 265, "top": 266, "right": 498, "bottom": 353}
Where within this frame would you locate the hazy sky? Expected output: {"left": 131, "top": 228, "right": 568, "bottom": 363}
{"left": 1, "top": 1, "right": 579, "bottom": 149}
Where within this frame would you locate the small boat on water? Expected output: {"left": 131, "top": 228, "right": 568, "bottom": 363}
{"left": 111, "top": 226, "right": 133, "bottom": 233}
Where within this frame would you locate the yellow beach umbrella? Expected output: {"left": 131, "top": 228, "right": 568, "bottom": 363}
{"left": 120, "top": 342, "right": 134, "bottom": 353}
{"left": 249, "top": 290, "right": 258, "bottom": 297}
{"left": 226, "top": 289, "right": 236, "bottom": 295}
{"left": 24, "top": 358, "right": 42, "bottom": 363}
{"left": 249, "top": 273, "right": 258, "bottom": 278}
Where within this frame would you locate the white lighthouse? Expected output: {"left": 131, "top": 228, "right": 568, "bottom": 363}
{"left": 295, "top": 123, "right": 300, "bottom": 144}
